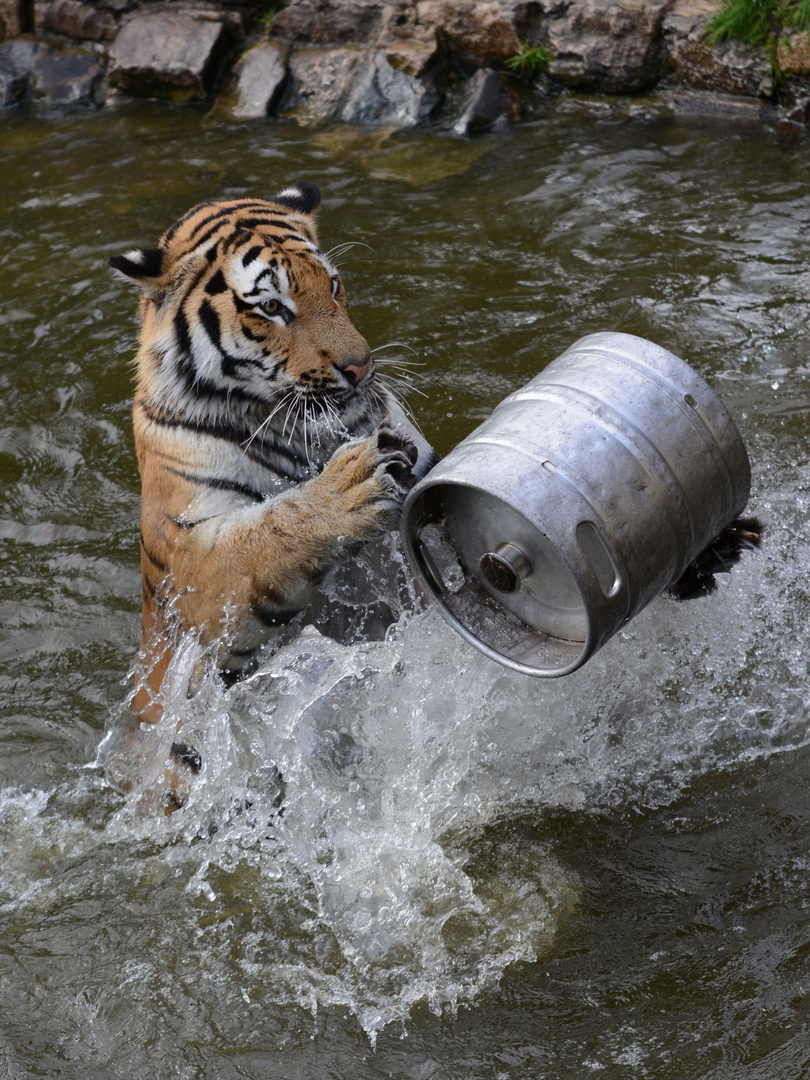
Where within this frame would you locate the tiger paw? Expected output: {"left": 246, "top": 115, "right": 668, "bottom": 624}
{"left": 162, "top": 741, "right": 202, "bottom": 815}
{"left": 321, "top": 422, "right": 418, "bottom": 504}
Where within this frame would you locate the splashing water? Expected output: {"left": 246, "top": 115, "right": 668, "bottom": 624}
{"left": 1, "top": 490, "right": 802, "bottom": 1049}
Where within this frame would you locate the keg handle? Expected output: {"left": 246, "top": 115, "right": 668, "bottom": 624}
{"left": 417, "top": 521, "right": 465, "bottom": 595}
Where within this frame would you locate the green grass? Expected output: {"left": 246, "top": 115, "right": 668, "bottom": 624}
{"left": 706, "top": 0, "right": 810, "bottom": 46}
{"left": 504, "top": 41, "right": 553, "bottom": 80}
{"left": 256, "top": 4, "right": 279, "bottom": 34}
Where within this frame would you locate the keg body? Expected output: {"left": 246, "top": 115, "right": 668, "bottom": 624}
{"left": 401, "top": 332, "right": 751, "bottom": 676}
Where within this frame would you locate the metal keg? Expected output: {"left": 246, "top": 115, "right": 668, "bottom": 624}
{"left": 401, "top": 332, "right": 752, "bottom": 677}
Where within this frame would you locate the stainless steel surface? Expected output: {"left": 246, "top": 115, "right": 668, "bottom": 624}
{"left": 401, "top": 332, "right": 752, "bottom": 677}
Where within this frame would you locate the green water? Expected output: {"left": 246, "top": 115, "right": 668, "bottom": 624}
{"left": 2, "top": 100, "right": 810, "bottom": 1078}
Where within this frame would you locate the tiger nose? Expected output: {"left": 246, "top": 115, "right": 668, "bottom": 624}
{"left": 340, "top": 354, "right": 371, "bottom": 386}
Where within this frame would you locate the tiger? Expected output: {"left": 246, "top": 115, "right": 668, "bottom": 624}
{"left": 109, "top": 180, "right": 437, "bottom": 803}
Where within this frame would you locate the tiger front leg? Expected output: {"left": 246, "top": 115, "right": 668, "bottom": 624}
{"left": 249, "top": 422, "right": 420, "bottom": 613}
{"left": 123, "top": 424, "right": 418, "bottom": 812}
{"left": 165, "top": 423, "right": 419, "bottom": 650}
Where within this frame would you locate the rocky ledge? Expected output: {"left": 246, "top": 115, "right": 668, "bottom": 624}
{"left": 2, "top": 0, "right": 810, "bottom": 134}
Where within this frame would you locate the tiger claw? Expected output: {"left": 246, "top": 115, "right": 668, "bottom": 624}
{"left": 374, "top": 423, "right": 418, "bottom": 493}
{"left": 169, "top": 741, "right": 202, "bottom": 774}
{"left": 376, "top": 425, "right": 419, "bottom": 464}
{"left": 385, "top": 459, "right": 419, "bottom": 490}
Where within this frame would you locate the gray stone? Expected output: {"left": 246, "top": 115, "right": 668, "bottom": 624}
{"left": 556, "top": 95, "right": 625, "bottom": 119}
{"left": 279, "top": 46, "right": 365, "bottom": 124}
{"left": 671, "top": 91, "right": 766, "bottom": 126}
{"left": 109, "top": 9, "right": 230, "bottom": 102}
{"left": 273, "top": 0, "right": 400, "bottom": 45}
{"left": 339, "top": 49, "right": 437, "bottom": 125}
{"left": 450, "top": 67, "right": 519, "bottom": 134}
{"left": 34, "top": 0, "right": 119, "bottom": 44}
{"left": 778, "top": 98, "right": 810, "bottom": 135}
{"left": 627, "top": 99, "right": 670, "bottom": 122}
{"left": 785, "top": 98, "right": 810, "bottom": 124}
{"left": 32, "top": 48, "right": 106, "bottom": 105}
{"left": 222, "top": 40, "right": 288, "bottom": 119}
{"left": 546, "top": 0, "right": 670, "bottom": 94}
{"left": 0, "top": 63, "right": 27, "bottom": 104}
{"left": 0, "top": 39, "right": 47, "bottom": 106}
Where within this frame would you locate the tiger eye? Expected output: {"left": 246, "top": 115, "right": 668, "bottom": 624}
{"left": 262, "top": 299, "right": 280, "bottom": 314}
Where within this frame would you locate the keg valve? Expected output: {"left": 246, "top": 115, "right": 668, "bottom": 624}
{"left": 479, "top": 543, "right": 532, "bottom": 594}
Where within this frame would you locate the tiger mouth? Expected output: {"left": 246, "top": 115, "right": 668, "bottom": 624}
{"left": 294, "top": 378, "right": 375, "bottom": 408}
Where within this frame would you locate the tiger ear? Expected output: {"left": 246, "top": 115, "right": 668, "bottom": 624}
{"left": 273, "top": 180, "right": 322, "bottom": 216}
{"left": 109, "top": 248, "right": 167, "bottom": 297}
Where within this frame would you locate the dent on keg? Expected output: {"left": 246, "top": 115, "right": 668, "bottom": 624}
{"left": 401, "top": 332, "right": 752, "bottom": 677}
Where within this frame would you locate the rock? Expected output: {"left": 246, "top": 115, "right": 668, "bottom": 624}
{"left": 271, "top": 0, "right": 535, "bottom": 76}
{"left": 32, "top": 47, "right": 105, "bottom": 105}
{"left": 557, "top": 95, "right": 626, "bottom": 118}
{"left": 416, "top": 0, "right": 541, "bottom": 71}
{"left": 784, "top": 97, "right": 810, "bottom": 123}
{"left": 279, "top": 45, "right": 365, "bottom": 123}
{"left": 273, "top": 0, "right": 400, "bottom": 45}
{"left": 777, "top": 30, "right": 810, "bottom": 81}
{"left": 776, "top": 97, "right": 810, "bottom": 134}
{"left": 0, "top": 0, "right": 26, "bottom": 41}
{"left": 340, "top": 48, "right": 438, "bottom": 125}
{"left": 627, "top": 99, "right": 669, "bottom": 121}
{"left": 34, "top": 0, "right": 119, "bottom": 44}
{"left": 0, "top": 59, "right": 26, "bottom": 103}
{"left": 546, "top": 0, "right": 670, "bottom": 93}
{"left": 219, "top": 39, "right": 288, "bottom": 118}
{"left": 279, "top": 44, "right": 435, "bottom": 127}
{"left": 377, "top": 5, "right": 440, "bottom": 77}
{"left": 450, "top": 66, "right": 519, "bottom": 133}
{"left": 0, "top": 39, "right": 47, "bottom": 105}
{"left": 662, "top": 0, "right": 771, "bottom": 97}
{"left": 109, "top": 9, "right": 232, "bottom": 102}
{"left": 671, "top": 91, "right": 766, "bottom": 125}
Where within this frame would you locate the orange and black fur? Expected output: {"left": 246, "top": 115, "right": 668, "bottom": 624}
{"left": 111, "top": 181, "right": 436, "bottom": 764}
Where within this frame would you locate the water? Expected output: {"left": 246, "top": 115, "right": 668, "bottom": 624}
{"left": 1, "top": 99, "right": 810, "bottom": 1077}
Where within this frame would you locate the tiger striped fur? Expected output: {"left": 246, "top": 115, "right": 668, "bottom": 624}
{"left": 111, "top": 180, "right": 436, "bottom": 725}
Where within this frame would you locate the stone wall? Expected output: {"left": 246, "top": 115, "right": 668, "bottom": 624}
{"left": 1, "top": 0, "right": 807, "bottom": 131}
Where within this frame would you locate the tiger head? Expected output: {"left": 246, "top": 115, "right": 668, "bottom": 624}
{"left": 110, "top": 181, "right": 382, "bottom": 438}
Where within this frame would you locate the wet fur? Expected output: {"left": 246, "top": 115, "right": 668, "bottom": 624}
{"left": 111, "top": 181, "right": 436, "bottom": 730}
{"left": 668, "top": 516, "right": 763, "bottom": 600}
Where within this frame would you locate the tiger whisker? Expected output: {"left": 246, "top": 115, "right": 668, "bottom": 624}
{"left": 372, "top": 379, "right": 424, "bottom": 429}
{"left": 371, "top": 342, "right": 421, "bottom": 360}
{"left": 241, "top": 391, "right": 295, "bottom": 452}
{"left": 373, "top": 356, "right": 426, "bottom": 370}
{"left": 377, "top": 371, "right": 429, "bottom": 401}
{"left": 320, "top": 395, "right": 343, "bottom": 438}
{"left": 326, "top": 241, "right": 376, "bottom": 264}
{"left": 303, "top": 396, "right": 317, "bottom": 464}
{"left": 373, "top": 360, "right": 429, "bottom": 383}
{"left": 281, "top": 393, "right": 300, "bottom": 441}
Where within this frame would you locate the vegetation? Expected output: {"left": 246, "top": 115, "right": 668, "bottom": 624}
{"left": 705, "top": 0, "right": 810, "bottom": 47}
{"left": 257, "top": 5, "right": 279, "bottom": 35}
{"left": 504, "top": 41, "right": 553, "bottom": 80}
{"left": 705, "top": 0, "right": 810, "bottom": 91}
